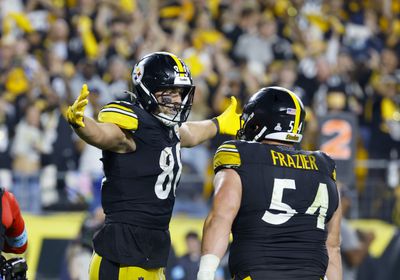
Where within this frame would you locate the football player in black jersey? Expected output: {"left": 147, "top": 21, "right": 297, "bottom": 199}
{"left": 198, "top": 87, "right": 342, "bottom": 280}
{"left": 66, "top": 52, "right": 241, "bottom": 280}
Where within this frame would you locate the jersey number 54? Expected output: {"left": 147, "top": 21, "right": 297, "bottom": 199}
{"left": 262, "top": 178, "right": 328, "bottom": 230}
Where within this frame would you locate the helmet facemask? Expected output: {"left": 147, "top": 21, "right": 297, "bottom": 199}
{"left": 236, "top": 111, "right": 269, "bottom": 141}
{"left": 153, "top": 86, "right": 195, "bottom": 127}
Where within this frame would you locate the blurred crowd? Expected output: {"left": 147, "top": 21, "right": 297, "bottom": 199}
{"left": 1, "top": 0, "right": 400, "bottom": 279}
{"left": 0, "top": 0, "right": 400, "bottom": 220}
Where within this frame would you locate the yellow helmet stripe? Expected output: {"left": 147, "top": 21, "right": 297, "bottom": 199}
{"left": 169, "top": 53, "right": 185, "bottom": 77}
{"left": 285, "top": 89, "right": 301, "bottom": 134}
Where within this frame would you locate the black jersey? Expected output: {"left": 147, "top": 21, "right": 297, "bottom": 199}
{"left": 213, "top": 140, "right": 339, "bottom": 280}
{"left": 93, "top": 101, "right": 182, "bottom": 267}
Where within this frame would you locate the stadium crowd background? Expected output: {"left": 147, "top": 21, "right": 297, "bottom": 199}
{"left": 0, "top": 0, "right": 400, "bottom": 279}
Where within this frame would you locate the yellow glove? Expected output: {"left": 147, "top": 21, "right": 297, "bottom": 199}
{"left": 66, "top": 84, "right": 89, "bottom": 128}
{"left": 214, "top": 96, "right": 242, "bottom": 136}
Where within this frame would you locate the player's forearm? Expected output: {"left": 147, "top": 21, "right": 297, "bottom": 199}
{"left": 181, "top": 120, "right": 218, "bottom": 147}
{"left": 72, "top": 116, "right": 112, "bottom": 149}
{"left": 73, "top": 118, "right": 131, "bottom": 152}
{"left": 201, "top": 214, "right": 231, "bottom": 259}
{"left": 198, "top": 214, "right": 230, "bottom": 280}
{"left": 326, "top": 245, "right": 342, "bottom": 280}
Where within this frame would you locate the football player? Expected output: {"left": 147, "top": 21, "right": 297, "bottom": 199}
{"left": 66, "top": 52, "right": 241, "bottom": 280}
{"left": 0, "top": 188, "right": 28, "bottom": 279}
{"left": 198, "top": 87, "right": 342, "bottom": 280}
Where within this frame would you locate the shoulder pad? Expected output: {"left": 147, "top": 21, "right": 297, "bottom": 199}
{"left": 213, "top": 142, "right": 241, "bottom": 173}
{"left": 98, "top": 101, "right": 138, "bottom": 130}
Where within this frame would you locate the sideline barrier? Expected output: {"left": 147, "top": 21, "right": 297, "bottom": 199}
{"left": 18, "top": 214, "right": 400, "bottom": 279}
{"left": 21, "top": 213, "right": 204, "bottom": 279}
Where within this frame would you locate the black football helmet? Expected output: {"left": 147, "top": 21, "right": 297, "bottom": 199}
{"left": 237, "top": 87, "right": 306, "bottom": 143}
{"left": 132, "top": 52, "right": 195, "bottom": 126}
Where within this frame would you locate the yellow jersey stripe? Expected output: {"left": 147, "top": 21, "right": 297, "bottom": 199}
{"left": 213, "top": 150, "right": 241, "bottom": 171}
{"left": 100, "top": 107, "right": 137, "bottom": 119}
{"left": 243, "top": 277, "right": 252, "bottom": 280}
{"left": 169, "top": 53, "right": 185, "bottom": 77}
{"left": 216, "top": 144, "right": 237, "bottom": 152}
{"left": 98, "top": 111, "right": 139, "bottom": 131}
{"left": 285, "top": 88, "right": 301, "bottom": 134}
{"left": 103, "top": 103, "right": 135, "bottom": 114}
{"left": 218, "top": 144, "right": 236, "bottom": 149}
{"left": 217, "top": 148, "right": 238, "bottom": 153}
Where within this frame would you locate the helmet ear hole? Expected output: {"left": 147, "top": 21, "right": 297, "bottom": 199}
{"left": 248, "top": 124, "right": 259, "bottom": 135}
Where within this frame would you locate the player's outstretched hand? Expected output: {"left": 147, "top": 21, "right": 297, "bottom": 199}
{"left": 67, "top": 84, "right": 89, "bottom": 128}
{"left": 215, "top": 96, "right": 242, "bottom": 136}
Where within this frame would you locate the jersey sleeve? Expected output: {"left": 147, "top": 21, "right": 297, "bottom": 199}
{"left": 318, "top": 151, "right": 340, "bottom": 216}
{"left": 318, "top": 151, "right": 337, "bottom": 181}
{"left": 2, "top": 191, "right": 27, "bottom": 254}
{"left": 98, "top": 101, "right": 139, "bottom": 131}
{"left": 213, "top": 142, "right": 241, "bottom": 173}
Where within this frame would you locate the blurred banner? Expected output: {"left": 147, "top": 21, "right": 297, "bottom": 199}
{"left": 318, "top": 112, "right": 357, "bottom": 186}
{"left": 23, "top": 212, "right": 86, "bottom": 280}
{"left": 351, "top": 220, "right": 400, "bottom": 280}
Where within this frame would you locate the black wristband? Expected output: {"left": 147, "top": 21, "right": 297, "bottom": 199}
{"left": 211, "top": 118, "right": 220, "bottom": 134}
{"left": 68, "top": 119, "right": 82, "bottom": 129}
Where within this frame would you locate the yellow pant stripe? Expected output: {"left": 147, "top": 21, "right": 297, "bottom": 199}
{"left": 89, "top": 252, "right": 165, "bottom": 280}
{"left": 119, "top": 266, "right": 165, "bottom": 280}
{"left": 89, "top": 253, "right": 102, "bottom": 280}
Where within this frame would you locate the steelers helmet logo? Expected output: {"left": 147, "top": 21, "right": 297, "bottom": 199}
{"left": 132, "top": 64, "right": 144, "bottom": 85}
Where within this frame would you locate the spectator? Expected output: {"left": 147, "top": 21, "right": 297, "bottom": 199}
{"left": 340, "top": 185, "right": 375, "bottom": 280}
{"left": 171, "top": 231, "right": 201, "bottom": 280}
{"left": 103, "top": 56, "right": 130, "bottom": 101}
{"left": 172, "top": 231, "right": 224, "bottom": 280}
{"left": 0, "top": 96, "right": 15, "bottom": 190}
{"left": 69, "top": 59, "right": 110, "bottom": 105}
{"left": 11, "top": 104, "right": 43, "bottom": 213}
{"left": 65, "top": 207, "right": 104, "bottom": 280}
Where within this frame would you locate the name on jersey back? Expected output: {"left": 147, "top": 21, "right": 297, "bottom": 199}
{"left": 270, "top": 150, "right": 318, "bottom": 170}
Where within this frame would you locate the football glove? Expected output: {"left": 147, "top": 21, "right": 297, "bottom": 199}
{"left": 214, "top": 96, "right": 242, "bottom": 136}
{"left": 66, "top": 84, "right": 89, "bottom": 128}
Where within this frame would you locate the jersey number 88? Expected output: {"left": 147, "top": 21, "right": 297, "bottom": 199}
{"left": 155, "top": 143, "right": 182, "bottom": 199}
